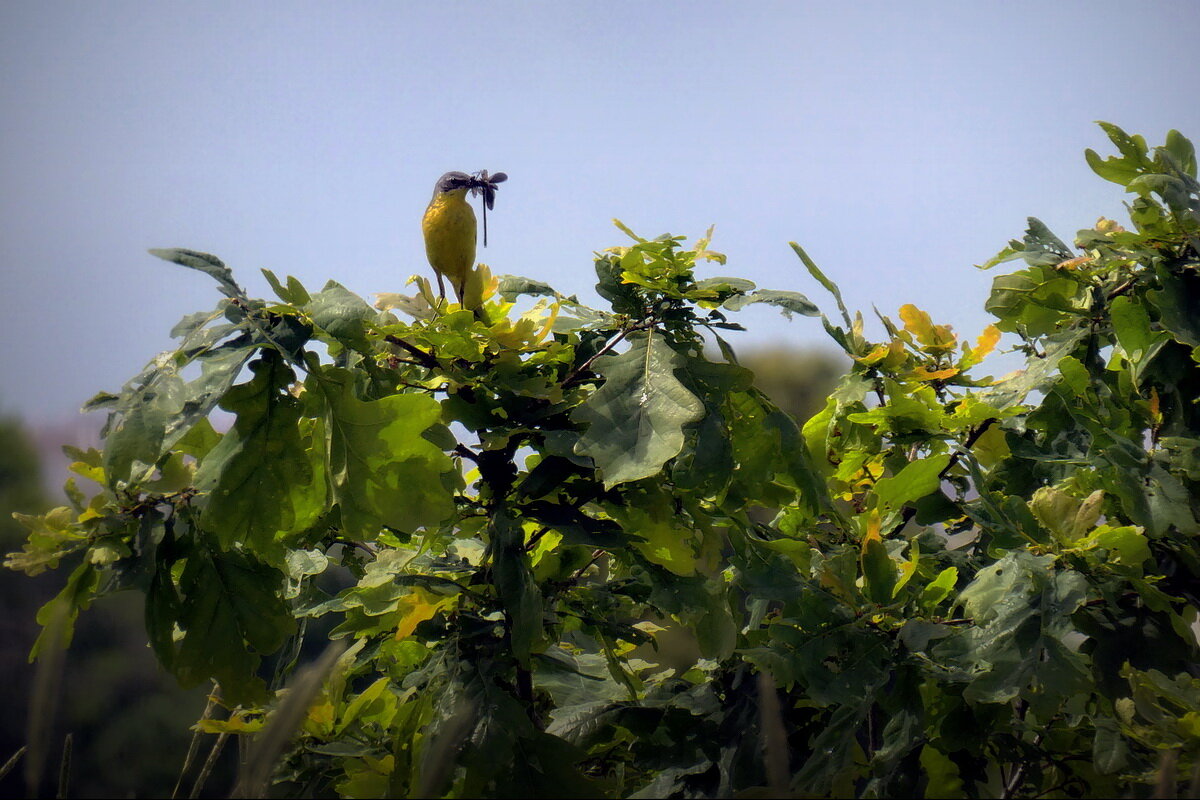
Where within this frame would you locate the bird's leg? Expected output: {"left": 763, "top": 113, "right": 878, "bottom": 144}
{"left": 435, "top": 272, "right": 447, "bottom": 301}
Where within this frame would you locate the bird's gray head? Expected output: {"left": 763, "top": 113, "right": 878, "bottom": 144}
{"left": 433, "top": 171, "right": 474, "bottom": 194}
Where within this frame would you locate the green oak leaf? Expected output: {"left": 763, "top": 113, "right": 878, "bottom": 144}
{"left": 874, "top": 454, "right": 951, "bottom": 514}
{"left": 978, "top": 327, "right": 1088, "bottom": 410}
{"left": 943, "top": 552, "right": 1091, "bottom": 708}
{"left": 102, "top": 319, "right": 261, "bottom": 486}
{"left": 861, "top": 535, "right": 897, "bottom": 605}
{"left": 149, "top": 247, "right": 244, "bottom": 298}
{"left": 30, "top": 561, "right": 98, "bottom": 659}
{"left": 196, "top": 353, "right": 325, "bottom": 558}
{"left": 1109, "top": 295, "right": 1170, "bottom": 382}
{"left": 311, "top": 366, "right": 455, "bottom": 539}
{"left": 920, "top": 745, "right": 965, "bottom": 798}
{"left": 572, "top": 330, "right": 704, "bottom": 487}
{"left": 261, "top": 268, "right": 312, "bottom": 305}
{"left": 305, "top": 281, "right": 377, "bottom": 352}
{"left": 722, "top": 288, "right": 820, "bottom": 318}
{"left": 172, "top": 547, "right": 295, "bottom": 705}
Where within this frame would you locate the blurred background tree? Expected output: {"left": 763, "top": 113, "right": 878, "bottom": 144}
{"left": 0, "top": 415, "right": 228, "bottom": 799}
{"left": 0, "top": 417, "right": 47, "bottom": 543}
{"left": 0, "top": 415, "right": 55, "bottom": 796}
{"left": 738, "top": 345, "right": 847, "bottom": 424}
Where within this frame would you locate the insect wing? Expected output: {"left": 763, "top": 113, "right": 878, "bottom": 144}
{"left": 478, "top": 170, "right": 506, "bottom": 209}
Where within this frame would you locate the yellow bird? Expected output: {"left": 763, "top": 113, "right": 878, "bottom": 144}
{"left": 421, "top": 171, "right": 478, "bottom": 306}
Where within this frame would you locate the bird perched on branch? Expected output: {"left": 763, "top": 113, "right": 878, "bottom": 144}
{"left": 421, "top": 170, "right": 506, "bottom": 318}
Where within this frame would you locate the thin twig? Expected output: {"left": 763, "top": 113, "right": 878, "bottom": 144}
{"left": 348, "top": 540, "right": 378, "bottom": 558}
{"left": 1001, "top": 732, "right": 1042, "bottom": 799}
{"left": 889, "top": 417, "right": 998, "bottom": 537}
{"left": 453, "top": 444, "right": 480, "bottom": 464}
{"left": 392, "top": 377, "right": 442, "bottom": 392}
{"left": 522, "top": 526, "right": 552, "bottom": 553}
{"left": 189, "top": 730, "right": 229, "bottom": 799}
{"left": 227, "top": 300, "right": 316, "bottom": 377}
{"left": 570, "top": 550, "right": 606, "bottom": 583}
{"left": 1106, "top": 278, "right": 1136, "bottom": 301}
{"left": 562, "top": 324, "right": 648, "bottom": 387}
{"left": 55, "top": 733, "right": 72, "bottom": 800}
{"left": 0, "top": 747, "right": 25, "bottom": 783}
{"left": 173, "top": 689, "right": 219, "bottom": 799}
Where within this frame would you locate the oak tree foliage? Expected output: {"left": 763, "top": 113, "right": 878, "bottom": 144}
{"left": 8, "top": 124, "right": 1200, "bottom": 798}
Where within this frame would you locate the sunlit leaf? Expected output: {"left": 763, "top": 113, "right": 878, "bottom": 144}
{"left": 311, "top": 366, "right": 455, "bottom": 539}
{"left": 874, "top": 455, "right": 950, "bottom": 513}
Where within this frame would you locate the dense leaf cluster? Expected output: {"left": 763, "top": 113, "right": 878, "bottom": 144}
{"left": 8, "top": 124, "right": 1200, "bottom": 797}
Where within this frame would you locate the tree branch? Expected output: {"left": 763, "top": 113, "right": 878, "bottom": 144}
{"left": 890, "top": 417, "right": 998, "bottom": 535}
{"left": 384, "top": 335, "right": 439, "bottom": 370}
{"left": 561, "top": 320, "right": 655, "bottom": 388}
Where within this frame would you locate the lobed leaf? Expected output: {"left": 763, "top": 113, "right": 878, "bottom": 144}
{"left": 311, "top": 366, "right": 455, "bottom": 539}
{"left": 171, "top": 547, "right": 296, "bottom": 705}
{"left": 572, "top": 331, "right": 704, "bottom": 487}
{"left": 195, "top": 353, "right": 324, "bottom": 558}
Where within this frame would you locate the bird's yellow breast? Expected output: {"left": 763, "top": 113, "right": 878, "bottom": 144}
{"left": 422, "top": 188, "right": 477, "bottom": 294}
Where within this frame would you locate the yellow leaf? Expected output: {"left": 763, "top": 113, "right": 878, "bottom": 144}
{"left": 491, "top": 299, "right": 560, "bottom": 349}
{"left": 77, "top": 498, "right": 107, "bottom": 523}
{"left": 971, "top": 424, "right": 1011, "bottom": 469}
{"left": 975, "top": 325, "right": 1001, "bottom": 360}
{"left": 375, "top": 275, "right": 440, "bottom": 319}
{"left": 364, "top": 754, "right": 395, "bottom": 775}
{"left": 899, "top": 304, "right": 936, "bottom": 346}
{"left": 874, "top": 340, "right": 909, "bottom": 370}
{"left": 861, "top": 510, "right": 882, "bottom": 546}
{"left": 894, "top": 559, "right": 918, "bottom": 597}
{"left": 900, "top": 305, "right": 958, "bottom": 353}
{"left": 461, "top": 262, "right": 498, "bottom": 310}
{"left": 616, "top": 504, "right": 697, "bottom": 577}
{"left": 856, "top": 343, "right": 891, "bottom": 365}
{"left": 305, "top": 699, "right": 336, "bottom": 736}
{"left": 68, "top": 461, "right": 105, "bottom": 485}
{"left": 1056, "top": 256, "right": 1093, "bottom": 270}
{"left": 960, "top": 324, "right": 1001, "bottom": 370}
{"left": 197, "top": 714, "right": 264, "bottom": 734}
{"left": 394, "top": 588, "right": 454, "bottom": 641}
{"left": 910, "top": 366, "right": 959, "bottom": 382}
{"left": 931, "top": 324, "right": 957, "bottom": 351}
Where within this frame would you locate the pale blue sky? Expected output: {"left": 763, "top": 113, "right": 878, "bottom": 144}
{"left": 3, "top": 2, "right": 1199, "bottom": 423}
